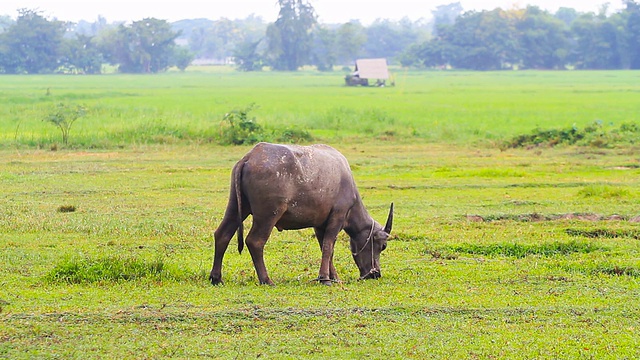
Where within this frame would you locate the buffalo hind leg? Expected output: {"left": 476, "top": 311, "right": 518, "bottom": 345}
{"left": 314, "top": 227, "right": 339, "bottom": 284}
{"left": 209, "top": 217, "right": 239, "bottom": 285}
{"left": 245, "top": 219, "right": 276, "bottom": 285}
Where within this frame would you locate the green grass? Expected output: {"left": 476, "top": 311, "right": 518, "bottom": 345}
{"left": 2, "top": 68, "right": 640, "bottom": 148}
{"left": 443, "top": 240, "right": 603, "bottom": 258}
{"left": 44, "top": 256, "right": 201, "bottom": 284}
{"left": 1, "top": 69, "right": 640, "bottom": 358}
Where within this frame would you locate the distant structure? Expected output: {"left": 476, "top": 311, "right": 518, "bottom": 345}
{"left": 345, "top": 58, "right": 390, "bottom": 87}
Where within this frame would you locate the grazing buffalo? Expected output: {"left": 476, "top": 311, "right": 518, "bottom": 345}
{"left": 209, "top": 142, "right": 393, "bottom": 285}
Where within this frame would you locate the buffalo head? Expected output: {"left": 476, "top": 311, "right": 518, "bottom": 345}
{"left": 350, "top": 203, "right": 393, "bottom": 280}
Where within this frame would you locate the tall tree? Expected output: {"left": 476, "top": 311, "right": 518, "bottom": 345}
{"left": 441, "top": 9, "right": 519, "bottom": 70}
{"left": 310, "top": 25, "right": 336, "bottom": 71}
{"left": 363, "top": 19, "right": 418, "bottom": 60}
{"left": 0, "top": 9, "right": 67, "bottom": 74}
{"left": 432, "top": 2, "right": 464, "bottom": 35}
{"left": 0, "top": 15, "right": 13, "bottom": 33}
{"left": 571, "top": 13, "right": 623, "bottom": 69}
{"left": 335, "top": 21, "right": 366, "bottom": 65}
{"left": 266, "top": 0, "right": 317, "bottom": 70}
{"left": 517, "top": 6, "right": 569, "bottom": 69}
{"left": 233, "top": 39, "right": 264, "bottom": 71}
{"left": 625, "top": 0, "right": 640, "bottom": 69}
{"left": 98, "top": 18, "right": 179, "bottom": 73}
{"left": 555, "top": 7, "right": 579, "bottom": 27}
{"left": 60, "top": 34, "right": 104, "bottom": 74}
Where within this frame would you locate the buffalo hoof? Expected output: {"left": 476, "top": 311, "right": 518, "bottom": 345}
{"left": 209, "top": 276, "right": 223, "bottom": 286}
{"left": 316, "top": 277, "right": 334, "bottom": 286}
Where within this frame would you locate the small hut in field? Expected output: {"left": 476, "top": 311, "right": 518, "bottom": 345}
{"left": 345, "top": 58, "right": 390, "bottom": 87}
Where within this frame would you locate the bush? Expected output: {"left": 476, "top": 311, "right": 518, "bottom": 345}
{"left": 43, "top": 103, "right": 87, "bottom": 146}
{"left": 218, "top": 104, "right": 314, "bottom": 145}
{"left": 219, "top": 104, "right": 265, "bottom": 145}
{"left": 501, "top": 121, "right": 640, "bottom": 150}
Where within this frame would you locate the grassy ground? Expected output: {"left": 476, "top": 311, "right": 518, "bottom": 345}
{"left": 1, "top": 69, "right": 640, "bottom": 358}
{"left": 2, "top": 68, "right": 640, "bottom": 147}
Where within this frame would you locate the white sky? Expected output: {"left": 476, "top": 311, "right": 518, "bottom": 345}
{"left": 0, "top": 1, "right": 626, "bottom": 24}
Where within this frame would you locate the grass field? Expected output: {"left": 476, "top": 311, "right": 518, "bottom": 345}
{"left": 1, "top": 68, "right": 640, "bottom": 358}
{"left": 2, "top": 68, "right": 640, "bottom": 147}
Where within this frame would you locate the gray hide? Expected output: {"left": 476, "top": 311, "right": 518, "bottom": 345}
{"left": 209, "top": 142, "right": 393, "bottom": 285}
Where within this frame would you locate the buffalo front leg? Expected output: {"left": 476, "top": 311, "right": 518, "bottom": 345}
{"left": 209, "top": 218, "right": 238, "bottom": 285}
{"left": 245, "top": 220, "right": 275, "bottom": 285}
{"left": 317, "top": 217, "right": 344, "bottom": 286}
{"left": 314, "top": 227, "right": 339, "bottom": 283}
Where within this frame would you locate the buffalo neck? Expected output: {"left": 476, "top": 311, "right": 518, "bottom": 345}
{"left": 344, "top": 197, "right": 374, "bottom": 238}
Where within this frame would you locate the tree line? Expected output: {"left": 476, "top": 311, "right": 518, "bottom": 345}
{"left": 0, "top": 9, "right": 193, "bottom": 74}
{"left": 403, "top": 1, "right": 640, "bottom": 70}
{"left": 0, "top": 1, "right": 639, "bottom": 74}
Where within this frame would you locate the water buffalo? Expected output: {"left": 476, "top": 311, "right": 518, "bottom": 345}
{"left": 209, "top": 142, "right": 393, "bottom": 285}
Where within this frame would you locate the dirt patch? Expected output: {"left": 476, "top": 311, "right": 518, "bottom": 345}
{"left": 65, "top": 152, "right": 120, "bottom": 159}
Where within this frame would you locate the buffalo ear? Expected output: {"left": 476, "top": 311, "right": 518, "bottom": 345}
{"left": 383, "top": 202, "right": 394, "bottom": 234}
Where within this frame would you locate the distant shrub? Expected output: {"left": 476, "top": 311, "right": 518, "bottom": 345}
{"left": 218, "top": 104, "right": 314, "bottom": 145}
{"left": 275, "top": 127, "right": 314, "bottom": 143}
{"left": 501, "top": 121, "right": 640, "bottom": 150}
{"left": 43, "top": 103, "right": 87, "bottom": 146}
{"left": 219, "top": 104, "right": 265, "bottom": 145}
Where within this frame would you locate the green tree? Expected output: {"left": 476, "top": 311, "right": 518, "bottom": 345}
{"left": 233, "top": 39, "right": 264, "bottom": 71}
{"left": 335, "top": 21, "right": 366, "bottom": 65}
{"left": 266, "top": 0, "right": 317, "bottom": 71}
{"left": 555, "top": 7, "right": 579, "bottom": 27}
{"left": 60, "top": 34, "right": 104, "bottom": 74}
{"left": 570, "top": 13, "right": 623, "bottom": 69}
{"left": 99, "top": 18, "right": 179, "bottom": 73}
{"left": 0, "top": 9, "right": 67, "bottom": 74}
{"left": 517, "top": 6, "right": 570, "bottom": 69}
{"left": 362, "top": 19, "right": 419, "bottom": 60}
{"left": 0, "top": 15, "right": 13, "bottom": 33}
{"left": 43, "top": 103, "right": 87, "bottom": 145}
{"left": 432, "top": 2, "right": 464, "bottom": 35}
{"left": 401, "top": 40, "right": 445, "bottom": 68}
{"left": 310, "top": 25, "right": 336, "bottom": 71}
{"left": 625, "top": 1, "right": 640, "bottom": 69}
{"left": 439, "top": 9, "right": 519, "bottom": 70}
{"left": 171, "top": 46, "right": 195, "bottom": 71}
{"left": 179, "top": 16, "right": 266, "bottom": 62}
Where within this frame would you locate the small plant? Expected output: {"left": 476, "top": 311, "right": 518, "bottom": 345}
{"left": 501, "top": 121, "right": 640, "bottom": 150}
{"left": 43, "top": 103, "right": 87, "bottom": 145}
{"left": 57, "top": 205, "right": 76, "bottom": 213}
{"left": 219, "top": 103, "right": 265, "bottom": 145}
{"left": 276, "top": 127, "right": 313, "bottom": 143}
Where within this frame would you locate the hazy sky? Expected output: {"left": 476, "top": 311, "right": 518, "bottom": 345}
{"left": 0, "top": 1, "right": 626, "bottom": 24}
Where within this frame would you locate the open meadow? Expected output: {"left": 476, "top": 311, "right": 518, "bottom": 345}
{"left": 1, "top": 68, "right": 640, "bottom": 358}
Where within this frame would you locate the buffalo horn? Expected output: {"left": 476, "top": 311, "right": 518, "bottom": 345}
{"left": 384, "top": 202, "right": 394, "bottom": 234}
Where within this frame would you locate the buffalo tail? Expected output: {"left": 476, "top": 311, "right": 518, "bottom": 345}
{"left": 235, "top": 160, "right": 245, "bottom": 254}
